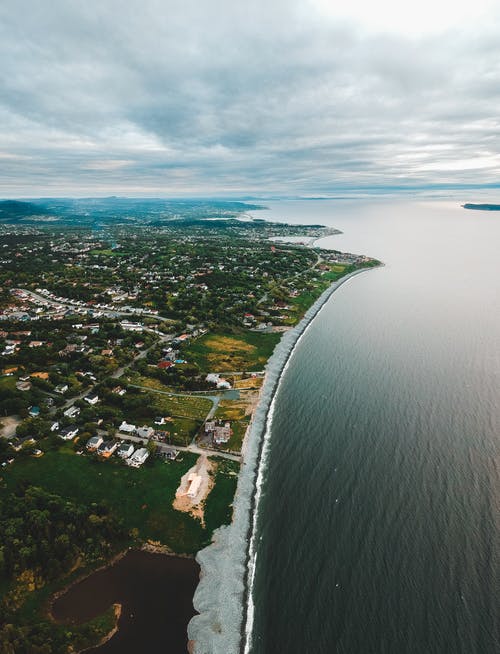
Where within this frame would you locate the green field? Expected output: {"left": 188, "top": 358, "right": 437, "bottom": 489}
{"left": 151, "top": 392, "right": 212, "bottom": 420}
{"left": 204, "top": 459, "right": 239, "bottom": 535}
{"left": 184, "top": 331, "right": 280, "bottom": 372}
{"left": 164, "top": 416, "right": 202, "bottom": 446}
{"left": 225, "top": 420, "right": 249, "bottom": 451}
{"left": 1, "top": 449, "right": 231, "bottom": 554}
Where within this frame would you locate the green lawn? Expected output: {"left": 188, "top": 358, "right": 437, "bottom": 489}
{"left": 225, "top": 420, "right": 249, "bottom": 452}
{"left": 164, "top": 416, "right": 202, "bottom": 446}
{"left": 1, "top": 450, "right": 217, "bottom": 554}
{"left": 204, "top": 459, "right": 239, "bottom": 535}
{"left": 152, "top": 393, "right": 212, "bottom": 420}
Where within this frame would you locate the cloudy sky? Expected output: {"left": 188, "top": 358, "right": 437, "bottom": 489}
{"left": 1, "top": 0, "right": 500, "bottom": 197}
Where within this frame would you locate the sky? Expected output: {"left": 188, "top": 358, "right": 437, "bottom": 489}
{"left": 1, "top": 0, "right": 500, "bottom": 197}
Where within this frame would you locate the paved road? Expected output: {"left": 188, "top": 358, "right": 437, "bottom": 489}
{"left": 113, "top": 432, "right": 241, "bottom": 462}
{"left": 17, "top": 288, "right": 175, "bottom": 324}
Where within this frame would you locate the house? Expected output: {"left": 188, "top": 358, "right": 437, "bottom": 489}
{"left": 163, "top": 446, "right": 178, "bottom": 461}
{"left": 154, "top": 416, "right": 166, "bottom": 425}
{"left": 31, "top": 371, "right": 49, "bottom": 380}
{"left": 50, "top": 421, "right": 59, "bottom": 432}
{"left": 84, "top": 392, "right": 99, "bottom": 405}
{"left": 158, "top": 360, "right": 174, "bottom": 369}
{"left": 119, "top": 421, "right": 136, "bottom": 433}
{"left": 127, "top": 447, "right": 149, "bottom": 467}
{"left": 216, "top": 378, "right": 231, "bottom": 390}
{"left": 86, "top": 435, "right": 103, "bottom": 451}
{"left": 206, "top": 373, "right": 220, "bottom": 384}
{"left": 98, "top": 440, "right": 118, "bottom": 458}
{"left": 55, "top": 383, "right": 69, "bottom": 394}
{"left": 10, "top": 436, "right": 36, "bottom": 451}
{"left": 64, "top": 405, "right": 80, "bottom": 418}
{"left": 16, "top": 380, "right": 31, "bottom": 391}
{"left": 59, "top": 426, "right": 79, "bottom": 440}
{"left": 120, "top": 321, "right": 143, "bottom": 332}
{"left": 116, "top": 442, "right": 134, "bottom": 459}
{"left": 186, "top": 472, "right": 202, "bottom": 498}
{"left": 136, "top": 425, "right": 154, "bottom": 440}
{"left": 213, "top": 422, "right": 232, "bottom": 444}
{"left": 112, "top": 386, "right": 127, "bottom": 396}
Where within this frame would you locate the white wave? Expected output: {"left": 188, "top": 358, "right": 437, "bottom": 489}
{"left": 188, "top": 268, "right": 373, "bottom": 654}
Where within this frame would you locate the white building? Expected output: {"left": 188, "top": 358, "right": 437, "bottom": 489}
{"left": 127, "top": 447, "right": 149, "bottom": 467}
{"left": 119, "top": 421, "right": 136, "bottom": 433}
{"left": 187, "top": 472, "right": 202, "bottom": 498}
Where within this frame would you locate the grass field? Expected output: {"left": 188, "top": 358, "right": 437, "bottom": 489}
{"left": 164, "top": 416, "right": 202, "bottom": 446}
{"left": 214, "top": 399, "right": 248, "bottom": 421}
{"left": 232, "top": 376, "right": 264, "bottom": 390}
{"left": 151, "top": 393, "right": 212, "bottom": 420}
{"left": 184, "top": 331, "right": 280, "bottom": 372}
{"left": 125, "top": 373, "right": 174, "bottom": 392}
{"left": 225, "top": 420, "right": 249, "bottom": 452}
{"left": 0, "top": 449, "right": 228, "bottom": 554}
{"left": 204, "top": 459, "right": 239, "bottom": 534}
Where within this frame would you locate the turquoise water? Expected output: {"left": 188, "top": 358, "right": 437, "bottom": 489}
{"left": 249, "top": 200, "right": 500, "bottom": 653}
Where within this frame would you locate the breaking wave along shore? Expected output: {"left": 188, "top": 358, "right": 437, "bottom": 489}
{"left": 187, "top": 267, "right": 376, "bottom": 654}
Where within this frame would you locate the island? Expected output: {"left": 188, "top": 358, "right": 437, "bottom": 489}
{"left": 0, "top": 198, "right": 379, "bottom": 652}
{"left": 462, "top": 203, "right": 500, "bottom": 211}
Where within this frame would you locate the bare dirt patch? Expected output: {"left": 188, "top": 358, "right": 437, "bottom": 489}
{"left": 173, "top": 455, "right": 216, "bottom": 526}
{"left": 0, "top": 415, "right": 21, "bottom": 439}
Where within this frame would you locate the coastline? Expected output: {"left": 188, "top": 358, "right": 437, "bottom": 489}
{"left": 188, "top": 264, "right": 381, "bottom": 654}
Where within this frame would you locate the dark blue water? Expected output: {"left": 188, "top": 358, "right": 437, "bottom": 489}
{"left": 250, "top": 200, "right": 500, "bottom": 654}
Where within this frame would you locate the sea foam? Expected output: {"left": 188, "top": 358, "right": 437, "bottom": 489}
{"left": 187, "top": 269, "right": 371, "bottom": 654}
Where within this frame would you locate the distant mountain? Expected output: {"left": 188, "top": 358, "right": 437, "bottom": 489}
{"left": 0, "top": 199, "right": 52, "bottom": 223}
{"left": 462, "top": 203, "right": 500, "bottom": 211}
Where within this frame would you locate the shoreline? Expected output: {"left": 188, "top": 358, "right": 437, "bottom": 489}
{"left": 188, "top": 264, "right": 382, "bottom": 654}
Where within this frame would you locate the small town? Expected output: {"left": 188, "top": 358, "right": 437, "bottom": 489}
{"left": 0, "top": 202, "right": 378, "bottom": 652}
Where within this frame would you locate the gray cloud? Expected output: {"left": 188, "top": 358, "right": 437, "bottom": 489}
{"left": 1, "top": 0, "right": 500, "bottom": 196}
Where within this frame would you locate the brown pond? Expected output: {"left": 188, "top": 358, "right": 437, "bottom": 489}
{"left": 52, "top": 550, "right": 199, "bottom": 654}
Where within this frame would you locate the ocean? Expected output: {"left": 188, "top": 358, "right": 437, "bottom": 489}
{"left": 247, "top": 199, "right": 500, "bottom": 654}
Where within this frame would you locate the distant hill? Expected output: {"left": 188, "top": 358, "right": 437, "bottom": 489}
{"left": 0, "top": 199, "right": 52, "bottom": 223}
{"left": 0, "top": 198, "right": 266, "bottom": 226}
{"left": 462, "top": 203, "right": 500, "bottom": 211}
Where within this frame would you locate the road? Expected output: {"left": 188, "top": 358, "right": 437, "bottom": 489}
{"left": 110, "top": 431, "right": 241, "bottom": 462}
{"left": 17, "top": 288, "right": 175, "bottom": 324}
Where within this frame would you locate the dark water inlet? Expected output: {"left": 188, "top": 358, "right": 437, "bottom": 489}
{"left": 52, "top": 550, "right": 199, "bottom": 654}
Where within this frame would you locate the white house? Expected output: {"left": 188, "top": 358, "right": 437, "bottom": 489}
{"left": 86, "top": 435, "right": 103, "bottom": 451}
{"left": 55, "top": 383, "right": 69, "bottom": 394}
{"left": 98, "top": 440, "right": 118, "bottom": 457}
{"left": 64, "top": 405, "right": 80, "bottom": 418}
{"left": 187, "top": 472, "right": 202, "bottom": 498}
{"left": 116, "top": 443, "right": 134, "bottom": 459}
{"left": 136, "top": 425, "right": 154, "bottom": 440}
{"left": 84, "top": 392, "right": 99, "bottom": 405}
{"left": 127, "top": 447, "right": 149, "bottom": 467}
{"left": 119, "top": 421, "right": 136, "bottom": 433}
{"left": 59, "top": 426, "right": 79, "bottom": 440}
